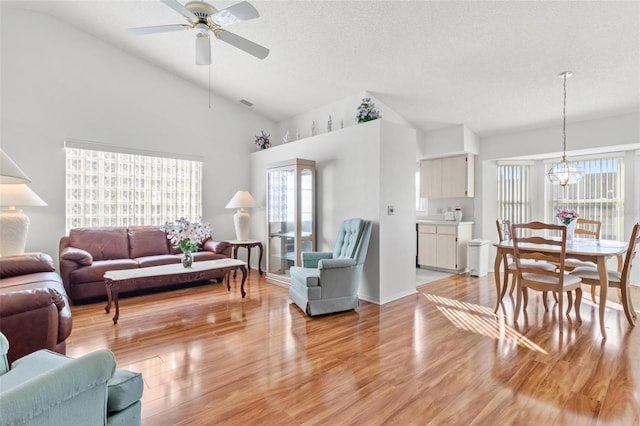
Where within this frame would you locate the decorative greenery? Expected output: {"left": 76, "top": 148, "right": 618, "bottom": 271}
{"left": 255, "top": 130, "right": 271, "bottom": 150}
{"left": 356, "top": 97, "right": 381, "bottom": 123}
{"left": 161, "top": 217, "right": 212, "bottom": 253}
{"left": 555, "top": 208, "right": 579, "bottom": 225}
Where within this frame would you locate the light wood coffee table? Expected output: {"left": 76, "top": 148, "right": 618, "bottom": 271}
{"left": 104, "top": 258, "right": 247, "bottom": 324}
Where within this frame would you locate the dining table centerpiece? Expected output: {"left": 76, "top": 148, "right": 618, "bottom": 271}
{"left": 161, "top": 217, "right": 212, "bottom": 268}
{"left": 555, "top": 208, "right": 579, "bottom": 242}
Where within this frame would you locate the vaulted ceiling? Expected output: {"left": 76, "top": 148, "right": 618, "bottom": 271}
{"left": 6, "top": 0, "right": 640, "bottom": 137}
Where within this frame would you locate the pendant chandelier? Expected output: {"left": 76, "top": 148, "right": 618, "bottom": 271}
{"left": 546, "top": 71, "right": 584, "bottom": 186}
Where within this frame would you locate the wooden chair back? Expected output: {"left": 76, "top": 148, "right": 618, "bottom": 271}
{"left": 511, "top": 221, "right": 568, "bottom": 287}
{"left": 620, "top": 222, "right": 640, "bottom": 285}
{"left": 496, "top": 218, "right": 512, "bottom": 242}
{"left": 574, "top": 218, "right": 601, "bottom": 239}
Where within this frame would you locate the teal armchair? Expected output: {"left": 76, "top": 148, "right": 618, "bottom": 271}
{"left": 289, "top": 218, "right": 372, "bottom": 316}
{"left": 0, "top": 332, "right": 143, "bottom": 426}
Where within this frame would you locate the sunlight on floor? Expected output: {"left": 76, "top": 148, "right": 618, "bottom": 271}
{"left": 423, "top": 293, "right": 548, "bottom": 354}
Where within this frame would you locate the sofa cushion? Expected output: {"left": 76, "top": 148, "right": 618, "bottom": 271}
{"left": 107, "top": 368, "right": 144, "bottom": 413}
{"left": 69, "top": 259, "right": 139, "bottom": 286}
{"left": 69, "top": 227, "right": 129, "bottom": 261}
{"left": 0, "top": 253, "right": 55, "bottom": 279}
{"left": 60, "top": 247, "right": 93, "bottom": 266}
{"left": 128, "top": 226, "right": 170, "bottom": 259}
{"left": 135, "top": 255, "right": 180, "bottom": 268}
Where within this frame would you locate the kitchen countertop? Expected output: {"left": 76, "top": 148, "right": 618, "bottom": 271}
{"left": 417, "top": 219, "right": 475, "bottom": 225}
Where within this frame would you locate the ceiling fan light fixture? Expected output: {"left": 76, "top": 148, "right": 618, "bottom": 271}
{"left": 546, "top": 71, "right": 584, "bottom": 186}
{"left": 195, "top": 33, "right": 211, "bottom": 65}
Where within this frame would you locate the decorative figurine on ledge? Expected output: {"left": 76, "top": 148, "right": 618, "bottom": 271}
{"left": 327, "top": 115, "right": 332, "bottom": 132}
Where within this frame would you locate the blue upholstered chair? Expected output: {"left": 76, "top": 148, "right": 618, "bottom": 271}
{"left": 0, "top": 332, "right": 143, "bottom": 426}
{"left": 289, "top": 218, "right": 372, "bottom": 316}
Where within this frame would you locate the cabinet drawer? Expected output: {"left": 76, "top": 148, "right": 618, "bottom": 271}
{"left": 418, "top": 224, "right": 437, "bottom": 234}
{"left": 436, "top": 225, "right": 457, "bottom": 235}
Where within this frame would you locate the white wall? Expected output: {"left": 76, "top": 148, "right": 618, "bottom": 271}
{"left": 1, "top": 6, "right": 275, "bottom": 261}
{"left": 250, "top": 119, "right": 417, "bottom": 304}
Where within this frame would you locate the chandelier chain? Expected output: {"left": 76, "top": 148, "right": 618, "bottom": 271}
{"left": 562, "top": 73, "right": 567, "bottom": 157}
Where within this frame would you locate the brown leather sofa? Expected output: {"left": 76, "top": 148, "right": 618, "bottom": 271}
{"left": 59, "top": 225, "right": 232, "bottom": 303}
{"left": 0, "top": 253, "right": 72, "bottom": 364}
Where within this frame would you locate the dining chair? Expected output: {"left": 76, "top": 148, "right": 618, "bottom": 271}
{"left": 512, "top": 221, "right": 583, "bottom": 333}
{"left": 569, "top": 222, "right": 639, "bottom": 326}
{"left": 564, "top": 218, "right": 602, "bottom": 302}
{"left": 495, "top": 219, "right": 555, "bottom": 298}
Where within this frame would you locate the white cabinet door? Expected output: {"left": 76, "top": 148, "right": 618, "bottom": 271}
{"left": 441, "top": 156, "right": 468, "bottom": 197}
{"left": 420, "top": 159, "right": 442, "bottom": 199}
{"left": 436, "top": 226, "right": 458, "bottom": 270}
{"left": 417, "top": 224, "right": 438, "bottom": 268}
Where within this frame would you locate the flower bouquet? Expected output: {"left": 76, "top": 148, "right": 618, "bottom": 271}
{"left": 161, "top": 218, "right": 212, "bottom": 267}
{"left": 255, "top": 131, "right": 271, "bottom": 150}
{"left": 555, "top": 208, "right": 579, "bottom": 226}
{"left": 356, "top": 97, "right": 381, "bottom": 123}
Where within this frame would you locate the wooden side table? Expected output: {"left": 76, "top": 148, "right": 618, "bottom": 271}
{"left": 226, "top": 240, "right": 263, "bottom": 277}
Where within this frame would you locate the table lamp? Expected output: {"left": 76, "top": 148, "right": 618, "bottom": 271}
{"left": 0, "top": 184, "right": 47, "bottom": 256}
{"left": 0, "top": 149, "right": 31, "bottom": 184}
{"left": 225, "top": 190, "right": 258, "bottom": 241}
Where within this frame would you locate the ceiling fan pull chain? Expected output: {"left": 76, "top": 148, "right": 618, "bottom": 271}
{"left": 208, "top": 63, "right": 212, "bottom": 109}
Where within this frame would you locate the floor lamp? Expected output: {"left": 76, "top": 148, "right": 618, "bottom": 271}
{"left": 225, "top": 190, "right": 258, "bottom": 241}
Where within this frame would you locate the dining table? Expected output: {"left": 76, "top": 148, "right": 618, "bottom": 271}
{"left": 494, "top": 238, "right": 630, "bottom": 339}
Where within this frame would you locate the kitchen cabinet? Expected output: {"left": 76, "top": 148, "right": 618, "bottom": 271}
{"left": 266, "top": 158, "right": 316, "bottom": 284}
{"left": 417, "top": 222, "right": 473, "bottom": 272}
{"left": 419, "top": 154, "right": 474, "bottom": 198}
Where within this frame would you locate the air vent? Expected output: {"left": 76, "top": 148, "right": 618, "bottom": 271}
{"left": 239, "top": 99, "right": 253, "bottom": 107}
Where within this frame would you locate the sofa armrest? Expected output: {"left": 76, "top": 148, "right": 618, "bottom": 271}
{"left": 0, "top": 253, "right": 55, "bottom": 279}
{"left": 0, "top": 349, "right": 116, "bottom": 425}
{"left": 301, "top": 252, "right": 333, "bottom": 268}
{"left": 0, "top": 288, "right": 66, "bottom": 364}
{"left": 60, "top": 247, "right": 93, "bottom": 266}
{"left": 0, "top": 288, "right": 65, "bottom": 318}
{"left": 203, "top": 239, "right": 231, "bottom": 257}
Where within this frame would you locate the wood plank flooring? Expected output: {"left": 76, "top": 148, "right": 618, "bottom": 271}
{"left": 67, "top": 270, "right": 640, "bottom": 425}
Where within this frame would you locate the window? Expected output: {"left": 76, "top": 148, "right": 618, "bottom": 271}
{"left": 546, "top": 155, "right": 624, "bottom": 240}
{"left": 497, "top": 162, "right": 531, "bottom": 225}
{"left": 415, "top": 168, "right": 427, "bottom": 212}
{"left": 65, "top": 141, "right": 203, "bottom": 230}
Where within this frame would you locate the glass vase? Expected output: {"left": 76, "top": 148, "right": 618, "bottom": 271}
{"left": 564, "top": 220, "right": 576, "bottom": 243}
{"left": 182, "top": 251, "right": 193, "bottom": 268}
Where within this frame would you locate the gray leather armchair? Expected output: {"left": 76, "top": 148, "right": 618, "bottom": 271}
{"left": 289, "top": 218, "right": 372, "bottom": 316}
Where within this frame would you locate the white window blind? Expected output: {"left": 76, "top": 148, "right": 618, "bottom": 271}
{"left": 65, "top": 144, "right": 203, "bottom": 230}
{"left": 546, "top": 156, "right": 624, "bottom": 240}
{"left": 497, "top": 163, "right": 531, "bottom": 224}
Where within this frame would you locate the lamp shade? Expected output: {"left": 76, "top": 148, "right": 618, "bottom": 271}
{"left": 0, "top": 184, "right": 47, "bottom": 207}
{"left": 225, "top": 191, "right": 258, "bottom": 209}
{"left": 0, "top": 150, "right": 31, "bottom": 184}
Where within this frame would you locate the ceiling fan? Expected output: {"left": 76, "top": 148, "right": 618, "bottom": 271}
{"left": 128, "top": 0, "right": 269, "bottom": 65}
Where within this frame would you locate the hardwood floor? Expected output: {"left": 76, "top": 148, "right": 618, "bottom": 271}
{"left": 67, "top": 271, "right": 640, "bottom": 425}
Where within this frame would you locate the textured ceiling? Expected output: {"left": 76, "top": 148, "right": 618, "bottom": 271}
{"left": 5, "top": 0, "right": 640, "bottom": 137}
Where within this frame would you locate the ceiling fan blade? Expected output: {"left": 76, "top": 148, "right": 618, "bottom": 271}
{"left": 160, "top": 0, "right": 196, "bottom": 20}
{"left": 210, "top": 1, "right": 259, "bottom": 26}
{"left": 195, "top": 35, "right": 211, "bottom": 65}
{"left": 216, "top": 30, "right": 269, "bottom": 59}
{"left": 127, "top": 24, "right": 191, "bottom": 35}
